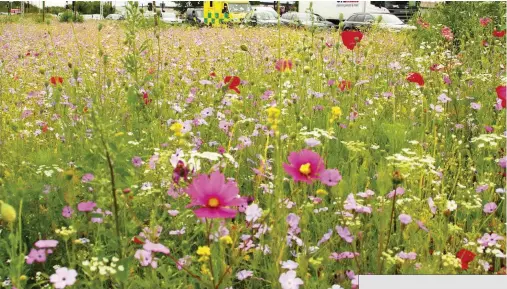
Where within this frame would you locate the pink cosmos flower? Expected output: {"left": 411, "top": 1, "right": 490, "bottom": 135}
{"left": 81, "top": 173, "right": 94, "bottom": 183}
{"left": 317, "top": 229, "right": 333, "bottom": 246}
{"left": 283, "top": 150, "right": 325, "bottom": 184}
{"left": 397, "top": 251, "right": 417, "bottom": 260}
{"left": 480, "top": 17, "right": 492, "bottom": 27}
{"left": 135, "top": 249, "right": 157, "bottom": 268}
{"left": 441, "top": 26, "right": 454, "bottom": 41}
{"left": 387, "top": 187, "right": 405, "bottom": 199}
{"left": 35, "top": 240, "right": 58, "bottom": 249}
{"left": 186, "top": 171, "right": 246, "bottom": 219}
{"left": 330, "top": 251, "right": 360, "bottom": 261}
{"left": 62, "top": 206, "right": 73, "bottom": 218}
{"left": 143, "top": 241, "right": 170, "bottom": 255}
{"left": 26, "top": 248, "right": 46, "bottom": 264}
{"left": 50, "top": 267, "right": 77, "bottom": 289}
{"left": 236, "top": 270, "right": 253, "bottom": 281}
{"left": 477, "top": 233, "right": 504, "bottom": 247}
{"left": 319, "top": 169, "right": 342, "bottom": 186}
{"left": 336, "top": 226, "right": 354, "bottom": 243}
{"left": 281, "top": 260, "right": 299, "bottom": 270}
{"left": 399, "top": 214, "right": 412, "bottom": 224}
{"left": 77, "top": 201, "right": 96, "bottom": 212}
{"left": 483, "top": 202, "right": 497, "bottom": 214}
{"left": 279, "top": 270, "right": 304, "bottom": 289}
{"left": 416, "top": 220, "right": 429, "bottom": 232}
{"left": 132, "top": 156, "right": 143, "bottom": 167}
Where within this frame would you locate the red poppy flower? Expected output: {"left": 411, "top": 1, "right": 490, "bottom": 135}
{"left": 26, "top": 52, "right": 31, "bottom": 56}
{"left": 497, "top": 85, "right": 506, "bottom": 108}
{"left": 482, "top": 40, "right": 489, "bottom": 47}
{"left": 338, "top": 80, "right": 352, "bottom": 91}
{"left": 142, "top": 91, "right": 152, "bottom": 105}
{"left": 210, "top": 71, "right": 217, "bottom": 78}
{"left": 42, "top": 124, "right": 48, "bottom": 133}
{"left": 224, "top": 76, "right": 241, "bottom": 94}
{"left": 148, "top": 67, "right": 155, "bottom": 74}
{"left": 406, "top": 72, "right": 424, "bottom": 86}
{"left": 456, "top": 249, "right": 476, "bottom": 270}
{"left": 50, "top": 76, "right": 64, "bottom": 86}
{"left": 341, "top": 30, "right": 363, "bottom": 50}
{"left": 132, "top": 236, "right": 145, "bottom": 245}
{"left": 493, "top": 29, "right": 506, "bottom": 37}
{"left": 275, "top": 59, "right": 293, "bottom": 72}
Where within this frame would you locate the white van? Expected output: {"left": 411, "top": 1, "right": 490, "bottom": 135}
{"left": 298, "top": 1, "right": 389, "bottom": 23}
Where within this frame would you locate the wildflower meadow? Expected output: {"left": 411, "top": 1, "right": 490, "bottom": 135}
{"left": 0, "top": 1, "right": 506, "bottom": 289}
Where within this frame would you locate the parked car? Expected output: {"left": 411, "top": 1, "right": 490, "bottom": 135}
{"left": 252, "top": 6, "right": 278, "bottom": 18}
{"left": 186, "top": 8, "right": 204, "bottom": 25}
{"left": 343, "top": 13, "right": 415, "bottom": 31}
{"left": 105, "top": 13, "right": 125, "bottom": 20}
{"left": 161, "top": 12, "right": 182, "bottom": 24}
{"left": 281, "top": 12, "right": 335, "bottom": 28}
{"left": 243, "top": 10, "right": 289, "bottom": 26}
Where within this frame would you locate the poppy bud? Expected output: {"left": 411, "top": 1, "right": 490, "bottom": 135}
{"left": 303, "top": 66, "right": 311, "bottom": 73}
{"left": 123, "top": 188, "right": 131, "bottom": 194}
{"left": 73, "top": 68, "right": 79, "bottom": 79}
{"left": 240, "top": 44, "right": 248, "bottom": 52}
{"left": 39, "top": 68, "right": 45, "bottom": 75}
{"left": 232, "top": 115, "right": 239, "bottom": 122}
{"left": 0, "top": 201, "right": 16, "bottom": 223}
{"left": 68, "top": 62, "right": 72, "bottom": 68}
{"left": 98, "top": 23, "right": 103, "bottom": 31}
{"left": 392, "top": 171, "right": 404, "bottom": 185}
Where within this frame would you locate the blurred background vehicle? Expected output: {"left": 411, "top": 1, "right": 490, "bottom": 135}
{"left": 297, "top": 1, "right": 389, "bottom": 24}
{"left": 161, "top": 12, "right": 182, "bottom": 24}
{"left": 281, "top": 12, "right": 335, "bottom": 28}
{"left": 186, "top": 8, "right": 204, "bottom": 25}
{"left": 203, "top": 1, "right": 252, "bottom": 25}
{"left": 105, "top": 13, "right": 125, "bottom": 20}
{"left": 243, "top": 10, "right": 289, "bottom": 26}
{"left": 252, "top": 6, "right": 279, "bottom": 19}
{"left": 343, "top": 12, "right": 416, "bottom": 31}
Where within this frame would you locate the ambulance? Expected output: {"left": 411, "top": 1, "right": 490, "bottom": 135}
{"left": 203, "top": 1, "right": 252, "bottom": 26}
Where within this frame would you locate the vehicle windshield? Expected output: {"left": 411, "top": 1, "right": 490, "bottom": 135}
{"left": 295, "top": 13, "right": 322, "bottom": 22}
{"left": 165, "top": 13, "right": 176, "bottom": 19}
{"left": 228, "top": 3, "right": 251, "bottom": 13}
{"left": 256, "top": 8, "right": 278, "bottom": 18}
{"left": 373, "top": 14, "right": 403, "bottom": 24}
{"left": 255, "top": 11, "right": 276, "bottom": 20}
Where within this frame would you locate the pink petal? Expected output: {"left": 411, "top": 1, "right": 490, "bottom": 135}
{"left": 194, "top": 207, "right": 237, "bottom": 219}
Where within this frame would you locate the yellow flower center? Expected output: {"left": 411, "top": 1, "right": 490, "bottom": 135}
{"left": 207, "top": 197, "right": 220, "bottom": 208}
{"left": 299, "top": 163, "right": 311, "bottom": 176}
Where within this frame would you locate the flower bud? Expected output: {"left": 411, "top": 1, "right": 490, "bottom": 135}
{"left": 240, "top": 44, "right": 249, "bottom": 52}
{"left": 0, "top": 201, "right": 16, "bottom": 223}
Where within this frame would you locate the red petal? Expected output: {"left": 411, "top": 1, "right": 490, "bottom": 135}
{"left": 132, "top": 237, "right": 145, "bottom": 244}
{"left": 407, "top": 72, "right": 424, "bottom": 86}
{"left": 456, "top": 248, "right": 476, "bottom": 270}
{"left": 341, "top": 31, "right": 363, "bottom": 50}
